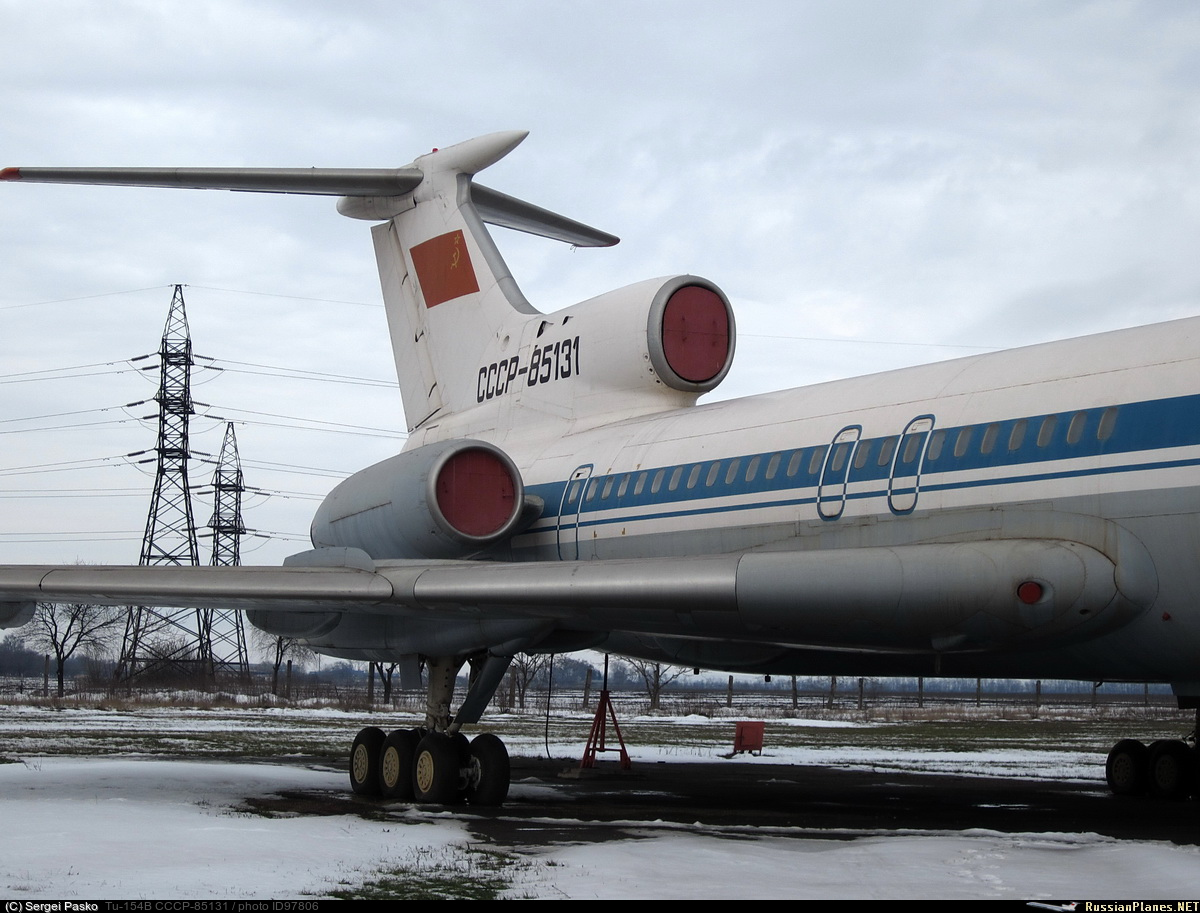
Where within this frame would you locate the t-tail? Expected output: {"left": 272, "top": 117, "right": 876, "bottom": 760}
{"left": 4, "top": 131, "right": 736, "bottom": 438}
{"left": 335, "top": 131, "right": 619, "bottom": 433}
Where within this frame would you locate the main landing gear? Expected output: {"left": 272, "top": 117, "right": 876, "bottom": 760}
{"left": 347, "top": 653, "right": 513, "bottom": 807}
{"left": 1104, "top": 711, "right": 1198, "bottom": 800}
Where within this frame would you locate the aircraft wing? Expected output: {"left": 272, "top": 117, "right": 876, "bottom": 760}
{"left": 0, "top": 539, "right": 1145, "bottom": 654}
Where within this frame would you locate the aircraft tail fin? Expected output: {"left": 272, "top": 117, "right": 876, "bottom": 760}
{"left": 339, "top": 132, "right": 618, "bottom": 432}
{"left": 3, "top": 131, "right": 619, "bottom": 432}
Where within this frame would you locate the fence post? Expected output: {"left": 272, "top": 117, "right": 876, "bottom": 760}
{"left": 726, "top": 675, "right": 734, "bottom": 708}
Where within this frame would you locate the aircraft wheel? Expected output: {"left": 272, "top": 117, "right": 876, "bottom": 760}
{"left": 1105, "top": 739, "right": 1148, "bottom": 796}
{"left": 412, "top": 733, "right": 463, "bottom": 804}
{"left": 465, "top": 733, "right": 510, "bottom": 807}
{"left": 349, "top": 726, "right": 386, "bottom": 796}
{"left": 379, "top": 729, "right": 420, "bottom": 800}
{"left": 1146, "top": 739, "right": 1194, "bottom": 800}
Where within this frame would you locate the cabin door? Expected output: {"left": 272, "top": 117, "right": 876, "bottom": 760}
{"left": 556, "top": 464, "right": 593, "bottom": 560}
{"left": 817, "top": 425, "right": 861, "bottom": 520}
{"left": 887, "top": 415, "right": 935, "bottom": 514}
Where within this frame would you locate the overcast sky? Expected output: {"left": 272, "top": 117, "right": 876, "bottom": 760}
{"left": 2, "top": 0, "right": 1199, "bottom": 566}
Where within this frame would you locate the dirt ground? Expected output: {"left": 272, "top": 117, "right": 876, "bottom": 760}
{"left": 246, "top": 754, "right": 1200, "bottom": 850}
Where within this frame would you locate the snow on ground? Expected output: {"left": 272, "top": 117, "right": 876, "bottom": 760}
{"left": 1, "top": 756, "right": 1198, "bottom": 899}
{"left": 0, "top": 758, "right": 470, "bottom": 898}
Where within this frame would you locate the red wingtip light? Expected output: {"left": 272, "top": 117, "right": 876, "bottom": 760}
{"left": 0, "top": 167, "right": 21, "bottom": 181}
{"left": 1017, "top": 581, "right": 1044, "bottom": 605}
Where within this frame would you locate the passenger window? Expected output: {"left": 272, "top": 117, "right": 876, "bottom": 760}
{"left": 830, "top": 443, "right": 850, "bottom": 474}
{"left": 585, "top": 479, "right": 599, "bottom": 501}
{"left": 786, "top": 450, "right": 804, "bottom": 477}
{"left": 980, "top": 423, "right": 999, "bottom": 455}
{"left": 1037, "top": 415, "right": 1057, "bottom": 447}
{"left": 601, "top": 477, "right": 614, "bottom": 499}
{"left": 953, "top": 427, "right": 973, "bottom": 458}
{"left": 686, "top": 465, "right": 702, "bottom": 489}
{"left": 633, "top": 472, "right": 647, "bottom": 496}
{"left": 725, "top": 459, "right": 741, "bottom": 485}
{"left": 668, "top": 467, "right": 683, "bottom": 491}
{"left": 877, "top": 436, "right": 898, "bottom": 466}
{"left": 808, "top": 446, "right": 827, "bottom": 475}
{"left": 1097, "top": 407, "right": 1118, "bottom": 442}
{"left": 1067, "top": 411, "right": 1087, "bottom": 445}
{"left": 745, "top": 455, "right": 760, "bottom": 482}
{"left": 651, "top": 468, "right": 665, "bottom": 494}
{"left": 706, "top": 462, "right": 721, "bottom": 487}
{"left": 617, "top": 473, "right": 631, "bottom": 498}
{"left": 567, "top": 480, "right": 582, "bottom": 505}
{"left": 854, "top": 440, "right": 872, "bottom": 469}
{"left": 765, "top": 453, "right": 781, "bottom": 479}
{"left": 1008, "top": 419, "right": 1027, "bottom": 452}
{"left": 901, "top": 433, "right": 922, "bottom": 464}
{"left": 925, "top": 430, "right": 945, "bottom": 461}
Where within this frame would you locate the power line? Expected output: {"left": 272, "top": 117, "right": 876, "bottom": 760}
{"left": 0, "top": 285, "right": 170, "bottom": 311}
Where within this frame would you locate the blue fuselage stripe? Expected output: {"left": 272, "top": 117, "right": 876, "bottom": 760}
{"left": 527, "top": 392, "right": 1200, "bottom": 532}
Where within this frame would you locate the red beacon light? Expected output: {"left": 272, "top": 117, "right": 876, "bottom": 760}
{"left": 1016, "top": 581, "right": 1044, "bottom": 605}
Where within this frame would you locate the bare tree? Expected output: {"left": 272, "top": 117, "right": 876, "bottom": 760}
{"left": 252, "top": 629, "right": 314, "bottom": 697}
{"left": 22, "top": 602, "right": 122, "bottom": 697}
{"left": 622, "top": 659, "right": 689, "bottom": 711}
{"left": 370, "top": 662, "right": 398, "bottom": 703}
{"left": 509, "top": 653, "right": 551, "bottom": 709}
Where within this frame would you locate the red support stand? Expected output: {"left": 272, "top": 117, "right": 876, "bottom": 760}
{"left": 580, "top": 688, "right": 632, "bottom": 770}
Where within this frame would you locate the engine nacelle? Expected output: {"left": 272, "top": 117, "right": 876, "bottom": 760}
{"left": 645, "top": 277, "right": 736, "bottom": 394}
{"left": 310, "top": 439, "right": 526, "bottom": 559}
{"left": 548, "top": 275, "right": 736, "bottom": 408}
{"left": 0, "top": 600, "right": 34, "bottom": 630}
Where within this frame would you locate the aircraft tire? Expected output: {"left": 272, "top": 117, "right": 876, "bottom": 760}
{"left": 1105, "top": 739, "right": 1148, "bottom": 796}
{"left": 1146, "top": 739, "right": 1194, "bottom": 800}
{"left": 465, "top": 733, "right": 510, "bottom": 807}
{"left": 379, "top": 729, "right": 420, "bottom": 800}
{"left": 349, "top": 726, "right": 386, "bottom": 796}
{"left": 412, "top": 733, "right": 462, "bottom": 804}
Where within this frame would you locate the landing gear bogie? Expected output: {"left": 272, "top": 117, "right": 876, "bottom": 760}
{"left": 1105, "top": 735, "right": 1198, "bottom": 801}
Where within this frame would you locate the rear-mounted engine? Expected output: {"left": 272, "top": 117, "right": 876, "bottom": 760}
{"left": 310, "top": 439, "right": 527, "bottom": 559}
{"left": 648, "top": 279, "right": 734, "bottom": 393}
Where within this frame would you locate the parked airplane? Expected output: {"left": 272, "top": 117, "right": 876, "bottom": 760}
{"left": 2, "top": 131, "right": 1197, "bottom": 806}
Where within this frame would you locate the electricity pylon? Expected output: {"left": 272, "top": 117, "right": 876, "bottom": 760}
{"left": 205, "top": 422, "right": 250, "bottom": 680}
{"left": 115, "top": 286, "right": 248, "bottom": 685}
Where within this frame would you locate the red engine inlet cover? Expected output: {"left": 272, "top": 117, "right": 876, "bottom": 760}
{"left": 435, "top": 447, "right": 517, "bottom": 538}
{"left": 661, "top": 285, "right": 731, "bottom": 383}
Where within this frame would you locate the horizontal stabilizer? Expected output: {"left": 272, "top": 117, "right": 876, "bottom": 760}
{"left": 2, "top": 159, "right": 618, "bottom": 246}
{"left": 0, "top": 165, "right": 424, "bottom": 197}
{"left": 473, "top": 184, "right": 618, "bottom": 247}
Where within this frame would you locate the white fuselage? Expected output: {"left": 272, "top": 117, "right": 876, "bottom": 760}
{"left": 418, "top": 314, "right": 1200, "bottom": 683}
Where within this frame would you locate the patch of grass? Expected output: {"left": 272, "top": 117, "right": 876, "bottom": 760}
{"left": 318, "top": 846, "right": 534, "bottom": 900}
